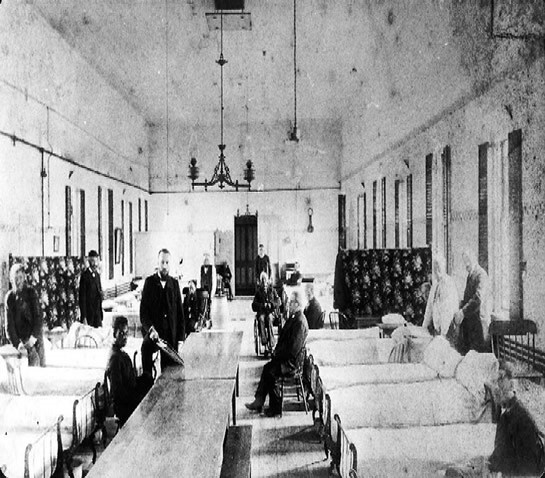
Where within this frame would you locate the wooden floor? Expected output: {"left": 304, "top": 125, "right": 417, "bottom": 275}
{"left": 211, "top": 296, "right": 331, "bottom": 478}
{"left": 80, "top": 295, "right": 331, "bottom": 477}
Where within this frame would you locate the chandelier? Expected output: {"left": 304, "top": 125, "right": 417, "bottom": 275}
{"left": 188, "top": 12, "right": 255, "bottom": 191}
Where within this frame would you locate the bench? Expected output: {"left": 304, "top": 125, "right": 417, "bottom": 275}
{"left": 220, "top": 425, "right": 252, "bottom": 478}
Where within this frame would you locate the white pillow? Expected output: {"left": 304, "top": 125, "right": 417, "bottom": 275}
{"left": 455, "top": 351, "right": 498, "bottom": 403}
{"left": 422, "top": 336, "right": 462, "bottom": 377}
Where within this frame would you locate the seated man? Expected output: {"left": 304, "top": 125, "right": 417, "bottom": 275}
{"left": 252, "top": 272, "right": 280, "bottom": 355}
{"left": 304, "top": 285, "right": 323, "bottom": 329}
{"left": 246, "top": 288, "right": 309, "bottom": 417}
{"left": 222, "top": 262, "right": 234, "bottom": 301}
{"left": 107, "top": 316, "right": 153, "bottom": 427}
{"left": 446, "top": 360, "right": 545, "bottom": 477}
{"left": 287, "top": 261, "right": 302, "bottom": 286}
{"left": 183, "top": 280, "right": 199, "bottom": 336}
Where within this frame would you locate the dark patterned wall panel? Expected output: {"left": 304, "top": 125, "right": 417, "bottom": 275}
{"left": 9, "top": 255, "right": 84, "bottom": 330}
{"left": 334, "top": 247, "right": 431, "bottom": 325}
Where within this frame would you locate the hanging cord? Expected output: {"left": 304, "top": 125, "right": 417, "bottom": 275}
{"left": 165, "top": 0, "right": 170, "bottom": 212}
{"left": 220, "top": 11, "right": 224, "bottom": 146}
{"left": 293, "top": 0, "right": 297, "bottom": 131}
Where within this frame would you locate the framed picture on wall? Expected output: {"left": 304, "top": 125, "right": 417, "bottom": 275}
{"left": 53, "top": 235, "right": 60, "bottom": 253}
{"left": 115, "top": 228, "right": 123, "bottom": 264}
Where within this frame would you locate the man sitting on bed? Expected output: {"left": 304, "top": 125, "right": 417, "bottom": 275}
{"left": 108, "top": 316, "right": 153, "bottom": 427}
{"left": 446, "top": 360, "right": 544, "bottom": 477}
{"left": 245, "top": 288, "right": 309, "bottom": 417}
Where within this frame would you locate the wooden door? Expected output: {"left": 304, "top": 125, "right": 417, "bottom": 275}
{"left": 234, "top": 215, "right": 257, "bottom": 296}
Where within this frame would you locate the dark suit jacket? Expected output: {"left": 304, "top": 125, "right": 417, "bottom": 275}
{"left": 489, "top": 396, "right": 545, "bottom": 476}
{"left": 140, "top": 274, "right": 184, "bottom": 346}
{"left": 200, "top": 265, "right": 213, "bottom": 292}
{"left": 255, "top": 255, "right": 271, "bottom": 279}
{"left": 274, "top": 309, "right": 308, "bottom": 374}
{"left": 79, "top": 268, "right": 103, "bottom": 327}
{"left": 461, "top": 264, "right": 490, "bottom": 323}
{"left": 304, "top": 297, "right": 323, "bottom": 329}
{"left": 6, "top": 285, "right": 42, "bottom": 347}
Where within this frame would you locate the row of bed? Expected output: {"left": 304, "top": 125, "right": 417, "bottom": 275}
{"left": 304, "top": 327, "right": 502, "bottom": 478}
{"left": 0, "top": 311, "right": 151, "bottom": 478}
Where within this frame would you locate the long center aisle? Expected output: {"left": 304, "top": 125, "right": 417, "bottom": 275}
{"left": 212, "top": 296, "right": 330, "bottom": 478}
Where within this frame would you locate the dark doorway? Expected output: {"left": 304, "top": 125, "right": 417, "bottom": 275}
{"left": 234, "top": 214, "right": 257, "bottom": 296}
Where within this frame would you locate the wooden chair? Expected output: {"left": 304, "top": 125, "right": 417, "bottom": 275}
{"left": 489, "top": 319, "right": 543, "bottom": 381}
{"left": 280, "top": 347, "right": 309, "bottom": 415}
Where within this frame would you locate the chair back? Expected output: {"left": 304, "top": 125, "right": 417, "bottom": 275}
{"left": 318, "top": 310, "right": 326, "bottom": 328}
{"left": 75, "top": 334, "right": 99, "bottom": 348}
{"left": 329, "top": 311, "right": 339, "bottom": 330}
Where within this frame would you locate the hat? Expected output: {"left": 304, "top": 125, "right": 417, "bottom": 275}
{"left": 88, "top": 250, "right": 99, "bottom": 258}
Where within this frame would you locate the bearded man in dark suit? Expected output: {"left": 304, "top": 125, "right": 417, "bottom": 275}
{"left": 140, "top": 248, "right": 185, "bottom": 377}
{"left": 79, "top": 250, "right": 103, "bottom": 328}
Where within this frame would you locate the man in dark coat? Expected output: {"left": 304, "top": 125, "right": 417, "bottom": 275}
{"left": 6, "top": 263, "right": 45, "bottom": 366}
{"left": 183, "top": 280, "right": 199, "bottom": 336}
{"left": 79, "top": 250, "right": 103, "bottom": 328}
{"left": 453, "top": 250, "right": 491, "bottom": 355}
{"left": 140, "top": 249, "right": 185, "bottom": 376}
{"left": 488, "top": 362, "right": 545, "bottom": 476}
{"left": 107, "top": 316, "right": 153, "bottom": 426}
{"left": 200, "top": 255, "right": 215, "bottom": 329}
{"left": 304, "top": 285, "right": 323, "bottom": 329}
{"left": 252, "top": 272, "right": 280, "bottom": 354}
{"left": 246, "top": 288, "right": 309, "bottom": 417}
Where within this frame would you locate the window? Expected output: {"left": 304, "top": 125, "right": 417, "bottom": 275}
{"left": 425, "top": 153, "right": 433, "bottom": 246}
{"left": 478, "top": 143, "right": 488, "bottom": 272}
{"left": 121, "top": 200, "right": 125, "bottom": 276}
{"left": 394, "top": 179, "right": 400, "bottom": 248}
{"left": 357, "top": 193, "right": 367, "bottom": 249}
{"left": 79, "top": 189, "right": 86, "bottom": 258}
{"left": 138, "top": 198, "right": 142, "bottom": 232}
{"left": 381, "top": 177, "right": 387, "bottom": 248}
{"left": 108, "top": 189, "right": 114, "bottom": 280}
{"left": 98, "top": 186, "right": 103, "bottom": 259}
{"left": 129, "top": 201, "right": 134, "bottom": 274}
{"left": 442, "top": 146, "right": 452, "bottom": 272}
{"left": 65, "top": 186, "right": 72, "bottom": 256}
{"left": 372, "top": 180, "right": 377, "bottom": 249}
{"left": 489, "top": 129, "right": 523, "bottom": 319}
{"left": 144, "top": 199, "right": 149, "bottom": 232}
{"left": 406, "top": 174, "right": 413, "bottom": 248}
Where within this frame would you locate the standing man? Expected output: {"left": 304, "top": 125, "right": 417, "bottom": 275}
{"left": 79, "top": 250, "right": 103, "bottom": 328}
{"left": 140, "top": 249, "right": 185, "bottom": 377}
{"left": 200, "top": 254, "right": 216, "bottom": 328}
{"left": 453, "top": 250, "right": 491, "bottom": 355}
{"left": 255, "top": 244, "right": 271, "bottom": 282}
{"left": 6, "top": 263, "right": 45, "bottom": 367}
{"left": 246, "top": 288, "right": 308, "bottom": 417}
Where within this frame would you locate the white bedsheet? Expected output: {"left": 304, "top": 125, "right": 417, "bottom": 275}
{"left": 346, "top": 423, "right": 496, "bottom": 478}
{"left": 0, "top": 394, "right": 78, "bottom": 449}
{"left": 318, "top": 363, "right": 438, "bottom": 389}
{"left": 308, "top": 338, "right": 394, "bottom": 366}
{"left": 307, "top": 329, "right": 380, "bottom": 342}
{"left": 0, "top": 427, "right": 59, "bottom": 478}
{"left": 327, "top": 379, "right": 487, "bottom": 429}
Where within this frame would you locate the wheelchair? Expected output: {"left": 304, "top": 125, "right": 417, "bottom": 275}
{"left": 253, "top": 307, "right": 279, "bottom": 357}
{"left": 196, "top": 288, "right": 211, "bottom": 330}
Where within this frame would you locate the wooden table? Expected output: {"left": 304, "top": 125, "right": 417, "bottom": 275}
{"left": 87, "top": 378, "right": 234, "bottom": 478}
{"left": 166, "top": 330, "right": 243, "bottom": 424}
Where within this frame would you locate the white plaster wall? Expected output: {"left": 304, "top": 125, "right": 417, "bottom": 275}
{"left": 0, "top": 4, "right": 151, "bottom": 299}
{"left": 137, "top": 189, "right": 339, "bottom": 289}
{"left": 342, "top": 58, "right": 545, "bottom": 345}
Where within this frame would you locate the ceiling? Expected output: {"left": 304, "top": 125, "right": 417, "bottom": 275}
{"left": 32, "top": 0, "right": 365, "bottom": 128}
{"left": 29, "top": 1, "right": 517, "bottom": 189}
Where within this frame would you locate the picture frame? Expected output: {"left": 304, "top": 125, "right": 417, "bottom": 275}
{"left": 53, "top": 235, "right": 60, "bottom": 253}
{"left": 115, "top": 227, "right": 123, "bottom": 264}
